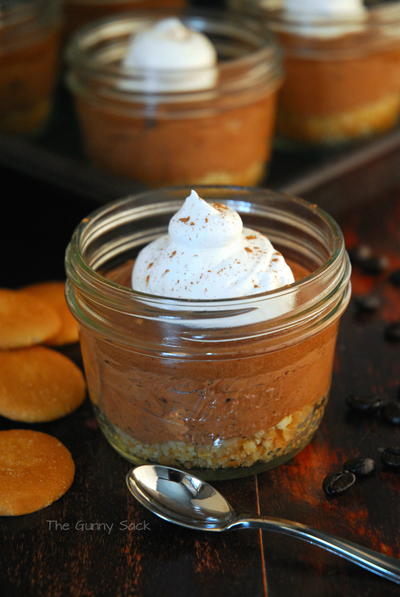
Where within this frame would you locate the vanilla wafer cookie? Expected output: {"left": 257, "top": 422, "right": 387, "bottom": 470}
{"left": 20, "top": 281, "right": 79, "bottom": 346}
{"left": 0, "top": 346, "right": 86, "bottom": 422}
{"left": 0, "top": 288, "right": 61, "bottom": 349}
{"left": 0, "top": 429, "right": 75, "bottom": 516}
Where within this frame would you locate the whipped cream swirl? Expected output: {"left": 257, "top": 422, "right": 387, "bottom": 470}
{"left": 123, "top": 18, "right": 217, "bottom": 92}
{"left": 131, "top": 190, "right": 294, "bottom": 300}
{"left": 280, "top": 0, "right": 367, "bottom": 38}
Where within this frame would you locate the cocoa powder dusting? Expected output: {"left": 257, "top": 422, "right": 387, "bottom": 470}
{"left": 212, "top": 202, "right": 228, "bottom": 211}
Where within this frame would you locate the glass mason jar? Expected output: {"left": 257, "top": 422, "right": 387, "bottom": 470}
{"left": 65, "top": 186, "right": 351, "bottom": 481}
{"left": 63, "top": 0, "right": 187, "bottom": 39}
{"left": 255, "top": 1, "right": 400, "bottom": 147}
{"left": 66, "top": 11, "right": 282, "bottom": 186}
{"left": 0, "top": 0, "right": 61, "bottom": 135}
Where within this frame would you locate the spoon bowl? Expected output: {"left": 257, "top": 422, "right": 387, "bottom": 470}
{"left": 127, "top": 464, "right": 234, "bottom": 530}
{"left": 127, "top": 464, "right": 400, "bottom": 585}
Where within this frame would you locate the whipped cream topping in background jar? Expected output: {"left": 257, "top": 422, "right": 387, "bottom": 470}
{"left": 66, "top": 186, "right": 351, "bottom": 480}
{"left": 251, "top": 0, "right": 400, "bottom": 146}
{"left": 66, "top": 10, "right": 282, "bottom": 186}
{"left": 122, "top": 17, "right": 218, "bottom": 92}
{"left": 279, "top": 0, "right": 367, "bottom": 38}
{"left": 0, "top": 0, "right": 61, "bottom": 135}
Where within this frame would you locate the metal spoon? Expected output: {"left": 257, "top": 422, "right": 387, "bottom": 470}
{"left": 126, "top": 464, "right": 400, "bottom": 585}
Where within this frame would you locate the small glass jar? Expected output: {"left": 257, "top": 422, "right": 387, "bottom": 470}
{"left": 256, "top": 1, "right": 400, "bottom": 147}
{"left": 66, "top": 11, "right": 282, "bottom": 186}
{"left": 63, "top": 0, "right": 187, "bottom": 39}
{"left": 65, "top": 186, "right": 351, "bottom": 480}
{"left": 0, "top": 0, "right": 61, "bottom": 135}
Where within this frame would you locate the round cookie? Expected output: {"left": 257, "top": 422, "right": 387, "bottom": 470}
{"left": 20, "top": 281, "right": 79, "bottom": 346}
{"left": 0, "top": 346, "right": 86, "bottom": 423}
{"left": 0, "top": 429, "right": 75, "bottom": 516}
{"left": 0, "top": 288, "right": 61, "bottom": 349}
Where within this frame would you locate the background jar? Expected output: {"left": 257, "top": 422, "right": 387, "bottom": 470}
{"left": 63, "top": 0, "right": 187, "bottom": 39}
{"left": 66, "top": 11, "right": 282, "bottom": 186}
{"left": 256, "top": 2, "right": 400, "bottom": 147}
{"left": 65, "top": 186, "right": 351, "bottom": 480}
{"left": 0, "top": 0, "right": 61, "bottom": 136}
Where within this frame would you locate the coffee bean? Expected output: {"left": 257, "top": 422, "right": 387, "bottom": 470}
{"left": 346, "top": 393, "right": 386, "bottom": 414}
{"left": 361, "top": 255, "right": 389, "bottom": 275}
{"left": 348, "top": 244, "right": 373, "bottom": 265}
{"left": 353, "top": 294, "right": 381, "bottom": 313}
{"left": 382, "top": 401, "right": 400, "bottom": 424}
{"left": 323, "top": 471, "right": 356, "bottom": 496}
{"left": 343, "top": 457, "right": 376, "bottom": 477}
{"left": 381, "top": 447, "right": 400, "bottom": 470}
{"left": 384, "top": 322, "right": 400, "bottom": 342}
{"left": 389, "top": 269, "right": 400, "bottom": 287}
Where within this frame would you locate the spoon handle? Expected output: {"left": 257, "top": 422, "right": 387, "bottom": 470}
{"left": 229, "top": 516, "right": 400, "bottom": 585}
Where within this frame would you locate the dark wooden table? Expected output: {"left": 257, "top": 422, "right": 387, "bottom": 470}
{"left": 1, "top": 159, "right": 400, "bottom": 597}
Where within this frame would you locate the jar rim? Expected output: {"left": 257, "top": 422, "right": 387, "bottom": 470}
{"left": 263, "top": 3, "right": 400, "bottom": 27}
{"left": 66, "top": 186, "right": 350, "bottom": 320}
{"left": 262, "top": 4, "right": 400, "bottom": 51}
{"left": 66, "top": 9, "right": 282, "bottom": 96}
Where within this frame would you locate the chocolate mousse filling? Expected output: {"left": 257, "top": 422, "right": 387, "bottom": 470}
{"left": 78, "top": 258, "right": 338, "bottom": 472}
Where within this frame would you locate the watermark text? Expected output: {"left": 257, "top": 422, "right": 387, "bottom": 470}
{"left": 47, "top": 520, "right": 150, "bottom": 534}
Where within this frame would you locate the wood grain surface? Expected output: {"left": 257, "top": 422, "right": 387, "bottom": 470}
{"left": 1, "top": 169, "right": 400, "bottom": 597}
